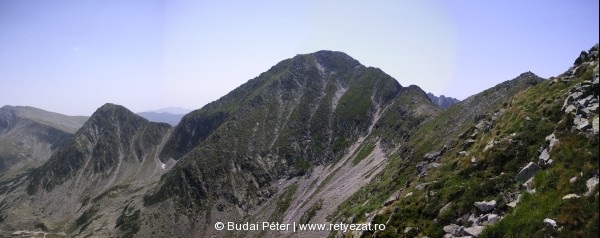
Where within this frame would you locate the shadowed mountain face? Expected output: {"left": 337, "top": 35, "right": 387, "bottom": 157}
{"left": 0, "top": 104, "right": 173, "bottom": 235}
{"left": 0, "top": 106, "right": 88, "bottom": 175}
{"left": 159, "top": 51, "right": 378, "bottom": 162}
{"left": 27, "top": 103, "right": 171, "bottom": 194}
{"left": 122, "top": 51, "right": 443, "bottom": 237}
{"left": 146, "top": 51, "right": 434, "bottom": 207}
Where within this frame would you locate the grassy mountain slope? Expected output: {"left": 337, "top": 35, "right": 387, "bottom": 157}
{"left": 330, "top": 70, "right": 544, "bottom": 229}
{"left": 0, "top": 106, "right": 88, "bottom": 176}
{"left": 334, "top": 44, "right": 599, "bottom": 237}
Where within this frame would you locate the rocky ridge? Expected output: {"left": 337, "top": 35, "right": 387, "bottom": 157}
{"left": 427, "top": 93, "right": 460, "bottom": 109}
{"left": 0, "top": 106, "right": 87, "bottom": 175}
{"left": 340, "top": 44, "right": 599, "bottom": 237}
{"left": 0, "top": 104, "right": 172, "bottom": 237}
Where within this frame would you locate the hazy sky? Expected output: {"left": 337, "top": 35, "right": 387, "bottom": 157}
{"left": 1, "top": 0, "right": 598, "bottom": 116}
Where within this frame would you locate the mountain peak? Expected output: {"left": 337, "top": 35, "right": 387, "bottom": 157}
{"left": 290, "top": 50, "right": 365, "bottom": 73}
{"left": 315, "top": 50, "right": 361, "bottom": 64}
{"left": 150, "top": 107, "right": 191, "bottom": 114}
{"left": 312, "top": 50, "right": 356, "bottom": 62}
{"left": 513, "top": 71, "right": 545, "bottom": 85}
{"left": 518, "top": 71, "right": 539, "bottom": 78}
{"left": 27, "top": 103, "right": 171, "bottom": 194}
{"left": 87, "top": 103, "right": 148, "bottom": 126}
{"left": 95, "top": 103, "right": 131, "bottom": 114}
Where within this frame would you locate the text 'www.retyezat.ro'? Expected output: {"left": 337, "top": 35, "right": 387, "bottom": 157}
{"left": 214, "top": 221, "right": 386, "bottom": 233}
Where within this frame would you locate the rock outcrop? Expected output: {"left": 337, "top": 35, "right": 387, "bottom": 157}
{"left": 560, "top": 45, "right": 599, "bottom": 135}
{"left": 427, "top": 93, "right": 460, "bottom": 109}
{"left": 353, "top": 44, "right": 599, "bottom": 238}
{"left": 474, "top": 200, "right": 497, "bottom": 213}
{"left": 516, "top": 162, "right": 540, "bottom": 182}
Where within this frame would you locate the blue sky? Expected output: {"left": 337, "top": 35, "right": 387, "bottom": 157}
{"left": 1, "top": 0, "right": 598, "bottom": 116}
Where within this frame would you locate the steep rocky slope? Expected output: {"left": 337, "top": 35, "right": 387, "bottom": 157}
{"left": 334, "top": 44, "right": 599, "bottom": 237}
{"left": 0, "top": 106, "right": 88, "bottom": 176}
{"left": 329, "top": 68, "right": 544, "bottom": 236}
{"left": 27, "top": 103, "right": 171, "bottom": 194}
{"left": 139, "top": 51, "right": 440, "bottom": 237}
{"left": 0, "top": 104, "right": 172, "bottom": 237}
{"left": 427, "top": 93, "right": 460, "bottom": 109}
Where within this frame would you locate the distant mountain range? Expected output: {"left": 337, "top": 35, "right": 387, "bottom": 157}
{"left": 148, "top": 107, "right": 191, "bottom": 114}
{"left": 136, "top": 107, "right": 191, "bottom": 126}
{"left": 0, "top": 44, "right": 598, "bottom": 237}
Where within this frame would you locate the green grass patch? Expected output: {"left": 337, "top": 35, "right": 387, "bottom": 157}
{"left": 270, "top": 183, "right": 298, "bottom": 222}
{"left": 352, "top": 142, "right": 375, "bottom": 165}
